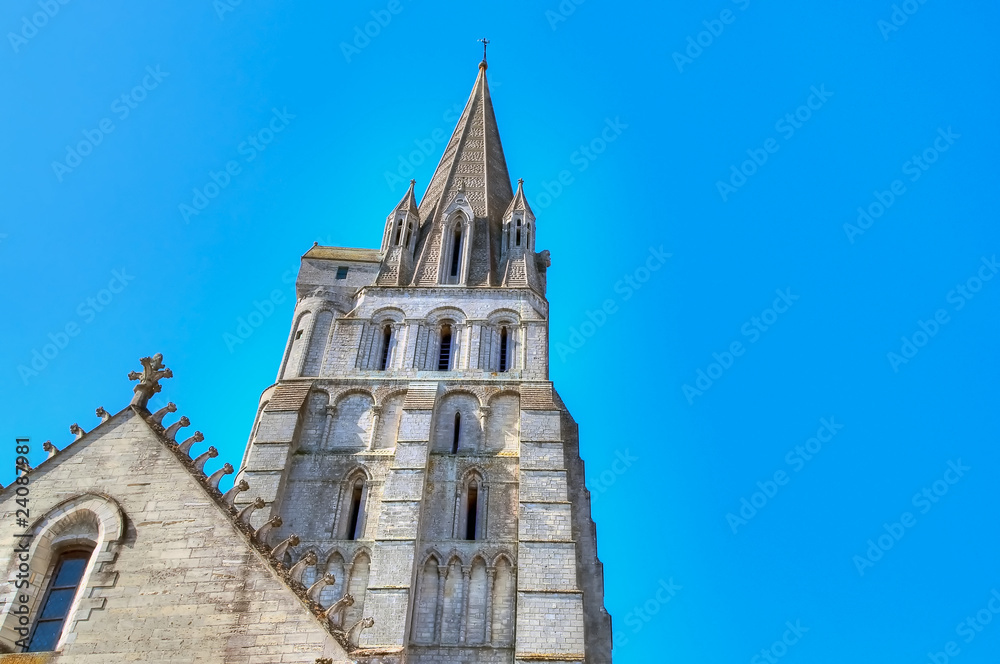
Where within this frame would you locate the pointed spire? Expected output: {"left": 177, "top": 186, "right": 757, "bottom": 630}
{"left": 394, "top": 179, "right": 419, "bottom": 217}
{"left": 505, "top": 178, "right": 534, "bottom": 218}
{"left": 412, "top": 60, "right": 515, "bottom": 286}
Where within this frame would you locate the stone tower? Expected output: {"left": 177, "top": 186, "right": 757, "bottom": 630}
{"left": 237, "top": 58, "right": 612, "bottom": 663}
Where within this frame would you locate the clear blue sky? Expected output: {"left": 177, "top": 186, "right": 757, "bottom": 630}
{"left": 2, "top": 1, "right": 998, "bottom": 661}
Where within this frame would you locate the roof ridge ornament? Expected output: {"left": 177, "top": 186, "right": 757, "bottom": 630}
{"left": 128, "top": 353, "right": 173, "bottom": 409}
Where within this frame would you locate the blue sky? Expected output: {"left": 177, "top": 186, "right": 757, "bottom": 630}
{"left": 2, "top": 0, "right": 998, "bottom": 661}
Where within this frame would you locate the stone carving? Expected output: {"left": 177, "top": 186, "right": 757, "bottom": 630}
{"left": 148, "top": 402, "right": 177, "bottom": 426}
{"left": 270, "top": 533, "right": 299, "bottom": 562}
{"left": 128, "top": 354, "right": 173, "bottom": 409}
{"left": 163, "top": 416, "right": 190, "bottom": 443}
{"left": 222, "top": 479, "right": 249, "bottom": 507}
{"left": 177, "top": 431, "right": 205, "bottom": 456}
{"left": 206, "top": 463, "right": 234, "bottom": 490}
{"left": 289, "top": 551, "right": 317, "bottom": 584}
{"left": 69, "top": 423, "right": 86, "bottom": 440}
{"left": 43, "top": 441, "right": 59, "bottom": 458}
{"left": 192, "top": 446, "right": 218, "bottom": 473}
{"left": 237, "top": 497, "right": 266, "bottom": 525}
{"left": 253, "top": 515, "right": 282, "bottom": 545}
{"left": 346, "top": 616, "right": 375, "bottom": 648}
{"left": 307, "top": 574, "right": 336, "bottom": 602}
{"left": 322, "top": 594, "right": 354, "bottom": 629}
{"left": 95, "top": 406, "right": 111, "bottom": 423}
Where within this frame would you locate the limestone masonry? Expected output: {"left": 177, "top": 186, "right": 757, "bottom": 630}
{"left": 0, "top": 59, "right": 612, "bottom": 664}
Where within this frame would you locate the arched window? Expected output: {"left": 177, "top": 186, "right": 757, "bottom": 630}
{"left": 498, "top": 327, "right": 509, "bottom": 372}
{"left": 458, "top": 474, "right": 484, "bottom": 541}
{"left": 378, "top": 324, "right": 393, "bottom": 371}
{"left": 465, "top": 483, "right": 479, "bottom": 540}
{"left": 344, "top": 477, "right": 366, "bottom": 541}
{"left": 27, "top": 548, "right": 94, "bottom": 652}
{"left": 449, "top": 226, "right": 462, "bottom": 278}
{"left": 438, "top": 324, "right": 453, "bottom": 371}
{"left": 452, "top": 412, "right": 461, "bottom": 454}
{"left": 405, "top": 221, "right": 413, "bottom": 247}
{"left": 515, "top": 218, "right": 522, "bottom": 246}
{"left": 393, "top": 218, "right": 404, "bottom": 245}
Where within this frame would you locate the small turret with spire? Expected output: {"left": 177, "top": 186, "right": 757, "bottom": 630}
{"left": 376, "top": 179, "right": 421, "bottom": 285}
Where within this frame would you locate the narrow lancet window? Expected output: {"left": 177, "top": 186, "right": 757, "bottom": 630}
{"left": 378, "top": 325, "right": 392, "bottom": 370}
{"left": 405, "top": 221, "right": 413, "bottom": 246}
{"left": 450, "top": 227, "right": 462, "bottom": 277}
{"left": 438, "top": 324, "right": 452, "bottom": 371}
{"left": 465, "top": 482, "right": 479, "bottom": 540}
{"left": 27, "top": 549, "right": 93, "bottom": 651}
{"left": 394, "top": 218, "right": 403, "bottom": 245}
{"left": 499, "top": 327, "right": 509, "bottom": 372}
{"left": 452, "top": 412, "right": 461, "bottom": 454}
{"left": 515, "top": 218, "right": 522, "bottom": 246}
{"left": 346, "top": 479, "right": 365, "bottom": 541}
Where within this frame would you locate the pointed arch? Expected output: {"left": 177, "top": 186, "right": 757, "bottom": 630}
{"left": 491, "top": 556, "right": 515, "bottom": 646}
{"left": 456, "top": 468, "right": 486, "bottom": 541}
{"left": 323, "top": 551, "right": 346, "bottom": 607}
{"left": 465, "top": 556, "right": 489, "bottom": 644}
{"left": 344, "top": 551, "right": 370, "bottom": 628}
{"left": 439, "top": 557, "right": 464, "bottom": 644}
{"left": 338, "top": 467, "right": 371, "bottom": 541}
{"left": 412, "top": 554, "right": 441, "bottom": 643}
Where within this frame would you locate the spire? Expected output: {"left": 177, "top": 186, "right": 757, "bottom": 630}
{"left": 395, "top": 179, "right": 419, "bottom": 216}
{"left": 505, "top": 178, "right": 534, "bottom": 218}
{"left": 412, "top": 58, "right": 514, "bottom": 286}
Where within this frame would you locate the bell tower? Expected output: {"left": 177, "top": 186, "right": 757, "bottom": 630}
{"left": 237, "top": 56, "right": 612, "bottom": 663}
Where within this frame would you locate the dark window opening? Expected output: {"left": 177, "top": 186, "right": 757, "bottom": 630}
{"left": 27, "top": 550, "right": 92, "bottom": 652}
{"left": 378, "top": 325, "right": 392, "bottom": 370}
{"left": 405, "top": 221, "right": 413, "bottom": 246}
{"left": 295, "top": 329, "right": 304, "bottom": 340}
{"left": 393, "top": 218, "right": 403, "bottom": 245}
{"left": 452, "top": 412, "right": 461, "bottom": 454}
{"left": 499, "top": 327, "right": 509, "bottom": 372}
{"left": 515, "top": 218, "right": 522, "bottom": 246}
{"left": 465, "top": 483, "right": 479, "bottom": 540}
{"left": 336, "top": 266, "right": 349, "bottom": 280}
{"left": 449, "top": 227, "right": 462, "bottom": 277}
{"left": 346, "top": 480, "right": 364, "bottom": 540}
{"left": 438, "top": 324, "right": 452, "bottom": 371}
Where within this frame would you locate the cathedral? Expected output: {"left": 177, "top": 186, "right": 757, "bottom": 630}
{"left": 0, "top": 57, "right": 613, "bottom": 663}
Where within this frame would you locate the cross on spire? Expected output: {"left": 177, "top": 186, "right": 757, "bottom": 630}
{"left": 479, "top": 37, "right": 490, "bottom": 62}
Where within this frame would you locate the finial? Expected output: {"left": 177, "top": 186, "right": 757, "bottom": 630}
{"left": 313, "top": 241, "right": 318, "bottom": 246}
{"left": 128, "top": 354, "right": 173, "bottom": 409}
{"left": 517, "top": 178, "right": 524, "bottom": 187}
{"left": 409, "top": 179, "right": 416, "bottom": 186}
{"left": 478, "top": 37, "right": 490, "bottom": 69}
